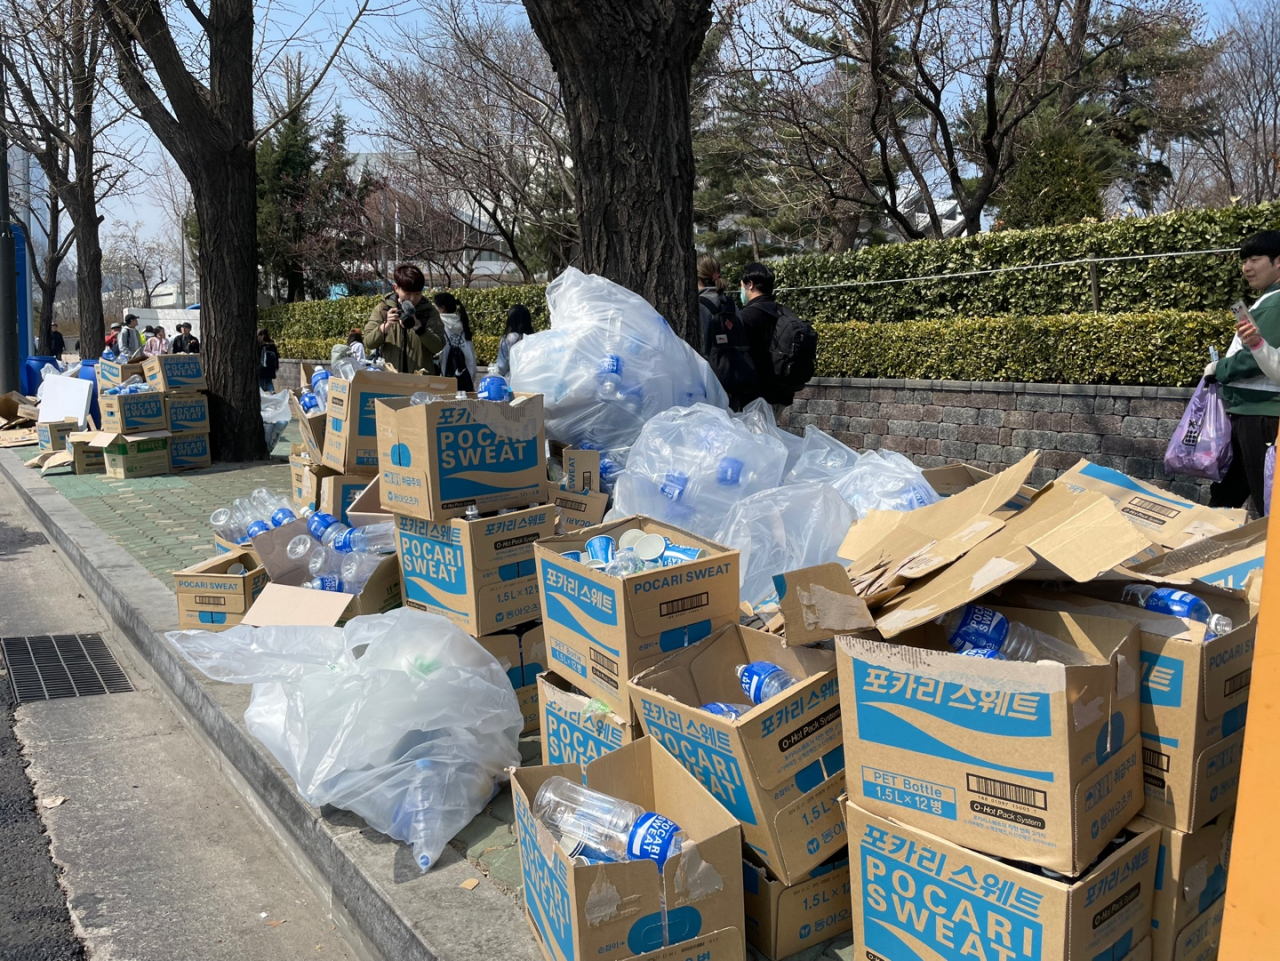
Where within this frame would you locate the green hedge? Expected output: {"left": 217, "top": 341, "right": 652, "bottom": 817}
{"left": 277, "top": 331, "right": 503, "bottom": 367}
{"left": 815, "top": 310, "right": 1233, "bottom": 386}
{"left": 777, "top": 204, "right": 1279, "bottom": 325}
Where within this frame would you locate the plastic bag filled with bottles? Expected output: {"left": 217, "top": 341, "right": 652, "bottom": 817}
{"left": 509, "top": 268, "right": 729, "bottom": 452}
{"left": 261, "top": 388, "right": 292, "bottom": 452}
{"left": 165, "top": 608, "right": 522, "bottom": 872}
{"left": 732, "top": 398, "right": 805, "bottom": 475}
{"left": 782, "top": 427, "right": 940, "bottom": 519}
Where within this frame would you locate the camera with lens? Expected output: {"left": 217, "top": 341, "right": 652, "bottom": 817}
{"left": 398, "top": 299, "right": 417, "bottom": 328}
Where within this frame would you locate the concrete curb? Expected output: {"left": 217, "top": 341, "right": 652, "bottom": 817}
{"left": 0, "top": 450, "right": 542, "bottom": 961}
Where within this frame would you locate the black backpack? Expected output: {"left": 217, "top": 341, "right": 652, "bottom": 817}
{"left": 764, "top": 302, "right": 818, "bottom": 397}
{"left": 442, "top": 336, "right": 474, "bottom": 392}
{"left": 700, "top": 291, "right": 759, "bottom": 400}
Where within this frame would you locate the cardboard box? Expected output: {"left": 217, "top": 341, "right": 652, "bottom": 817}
{"left": 289, "top": 389, "right": 328, "bottom": 463}
{"left": 375, "top": 392, "right": 547, "bottom": 520}
{"left": 479, "top": 623, "right": 544, "bottom": 734}
{"left": 1000, "top": 585, "right": 1252, "bottom": 833}
{"left": 165, "top": 392, "right": 210, "bottom": 433}
{"left": 922, "top": 462, "right": 1038, "bottom": 515}
{"left": 538, "top": 670, "right": 641, "bottom": 768}
{"left": 512, "top": 737, "right": 745, "bottom": 961}
{"left": 742, "top": 854, "right": 851, "bottom": 961}
{"left": 395, "top": 504, "right": 554, "bottom": 636}
{"left": 288, "top": 446, "right": 329, "bottom": 513}
{"left": 1128, "top": 518, "right": 1267, "bottom": 592}
{"left": 65, "top": 431, "right": 104, "bottom": 474}
{"left": 100, "top": 391, "right": 167, "bottom": 433}
{"left": 535, "top": 517, "right": 741, "bottom": 717}
{"left": 552, "top": 486, "right": 610, "bottom": 532}
{"left": 172, "top": 551, "right": 269, "bottom": 632}
{"left": 848, "top": 801, "right": 1160, "bottom": 961}
{"left": 346, "top": 476, "right": 392, "bottom": 528}
{"left": 143, "top": 353, "right": 207, "bottom": 392}
{"left": 1132, "top": 812, "right": 1232, "bottom": 961}
{"left": 320, "top": 471, "right": 375, "bottom": 525}
{"left": 37, "top": 418, "right": 79, "bottom": 452}
{"left": 324, "top": 369, "right": 455, "bottom": 474}
{"left": 97, "top": 358, "right": 145, "bottom": 388}
{"left": 632, "top": 624, "right": 847, "bottom": 883}
{"left": 1058, "top": 460, "right": 1247, "bottom": 550}
{"left": 837, "top": 608, "right": 1145, "bottom": 874}
{"left": 169, "top": 432, "right": 212, "bottom": 471}
{"left": 88, "top": 430, "right": 172, "bottom": 479}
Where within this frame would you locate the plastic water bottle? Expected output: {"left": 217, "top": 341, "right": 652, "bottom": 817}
{"left": 476, "top": 375, "right": 510, "bottom": 402}
{"left": 736, "top": 662, "right": 801, "bottom": 704}
{"left": 691, "top": 456, "right": 754, "bottom": 520}
{"left": 333, "top": 358, "right": 358, "bottom": 381}
{"left": 604, "top": 549, "right": 647, "bottom": 577}
{"left": 210, "top": 508, "right": 250, "bottom": 544}
{"left": 310, "top": 368, "right": 331, "bottom": 391}
{"left": 340, "top": 552, "right": 385, "bottom": 593}
{"left": 303, "top": 574, "right": 344, "bottom": 592}
{"left": 939, "top": 605, "right": 1095, "bottom": 665}
{"left": 307, "top": 511, "right": 351, "bottom": 548}
{"left": 250, "top": 488, "right": 299, "bottom": 528}
{"left": 300, "top": 389, "right": 323, "bottom": 414}
{"left": 596, "top": 345, "right": 624, "bottom": 401}
{"left": 330, "top": 522, "right": 396, "bottom": 554}
{"left": 306, "top": 543, "right": 343, "bottom": 578}
{"left": 104, "top": 375, "right": 146, "bottom": 396}
{"left": 463, "top": 505, "right": 480, "bottom": 522}
{"left": 287, "top": 534, "right": 318, "bottom": 565}
{"left": 532, "top": 776, "right": 685, "bottom": 868}
{"left": 410, "top": 391, "right": 442, "bottom": 406}
{"left": 1121, "top": 585, "right": 1233, "bottom": 639}
{"left": 702, "top": 702, "right": 754, "bottom": 719}
{"left": 232, "top": 497, "right": 273, "bottom": 539}
{"left": 101, "top": 348, "right": 115, "bottom": 361}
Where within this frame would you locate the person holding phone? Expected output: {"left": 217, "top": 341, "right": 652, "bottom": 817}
{"left": 363, "top": 263, "right": 445, "bottom": 373}
{"left": 1202, "top": 231, "right": 1280, "bottom": 511}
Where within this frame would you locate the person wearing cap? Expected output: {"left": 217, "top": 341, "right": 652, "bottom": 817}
{"left": 172, "top": 322, "right": 200, "bottom": 354}
{"left": 106, "top": 321, "right": 122, "bottom": 354}
{"left": 48, "top": 323, "right": 65, "bottom": 361}
{"left": 117, "top": 314, "right": 143, "bottom": 360}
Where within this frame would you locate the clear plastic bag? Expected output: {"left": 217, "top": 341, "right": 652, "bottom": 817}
{"left": 607, "top": 404, "right": 788, "bottom": 539}
{"left": 1164, "top": 378, "right": 1233, "bottom": 482}
{"left": 733, "top": 399, "right": 805, "bottom": 475}
{"left": 784, "top": 427, "right": 860, "bottom": 484}
{"left": 166, "top": 609, "right": 522, "bottom": 871}
{"left": 510, "top": 268, "right": 729, "bottom": 451}
{"left": 261, "top": 388, "right": 292, "bottom": 451}
{"left": 713, "top": 481, "right": 855, "bottom": 608}
{"left": 782, "top": 428, "right": 939, "bottom": 519}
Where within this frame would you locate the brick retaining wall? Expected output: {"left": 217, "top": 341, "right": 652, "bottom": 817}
{"left": 776, "top": 378, "right": 1208, "bottom": 502}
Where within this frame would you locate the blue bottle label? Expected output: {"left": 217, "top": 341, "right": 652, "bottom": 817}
{"left": 702, "top": 702, "right": 749, "bottom": 719}
{"left": 948, "top": 605, "right": 1010, "bottom": 654}
{"left": 1143, "top": 588, "right": 1201, "bottom": 619}
{"left": 627, "top": 812, "right": 681, "bottom": 866}
{"left": 332, "top": 529, "right": 356, "bottom": 553}
{"left": 660, "top": 473, "right": 687, "bottom": 501}
{"left": 271, "top": 507, "right": 296, "bottom": 527}
{"left": 246, "top": 520, "right": 271, "bottom": 538}
{"left": 958, "top": 647, "right": 1005, "bottom": 659}
{"left": 316, "top": 575, "right": 343, "bottom": 592}
{"left": 738, "top": 662, "right": 784, "bottom": 704}
{"left": 598, "top": 355, "right": 622, "bottom": 377}
{"left": 308, "top": 512, "right": 337, "bottom": 539}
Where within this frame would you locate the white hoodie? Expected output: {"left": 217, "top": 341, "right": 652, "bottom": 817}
{"left": 437, "top": 313, "right": 478, "bottom": 387}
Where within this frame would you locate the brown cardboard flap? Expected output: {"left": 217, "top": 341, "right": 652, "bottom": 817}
{"left": 628, "top": 928, "right": 745, "bottom": 961}
{"left": 242, "top": 583, "right": 353, "bottom": 627}
{"left": 249, "top": 518, "right": 313, "bottom": 582}
{"left": 775, "top": 563, "right": 874, "bottom": 645}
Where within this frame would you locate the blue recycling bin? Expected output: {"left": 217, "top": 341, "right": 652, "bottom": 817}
{"left": 78, "top": 360, "right": 101, "bottom": 428}
{"left": 21, "top": 355, "right": 57, "bottom": 396}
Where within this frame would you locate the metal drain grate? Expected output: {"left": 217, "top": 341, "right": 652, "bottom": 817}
{"left": 2, "top": 634, "right": 134, "bottom": 703}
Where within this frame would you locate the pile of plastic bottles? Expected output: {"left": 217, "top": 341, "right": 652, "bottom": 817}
{"left": 209, "top": 488, "right": 304, "bottom": 543}
{"left": 103, "top": 375, "right": 157, "bottom": 396}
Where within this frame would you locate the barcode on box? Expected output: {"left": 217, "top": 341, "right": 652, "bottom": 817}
{"left": 660, "top": 593, "right": 708, "bottom": 618}
{"left": 1128, "top": 497, "right": 1180, "bottom": 520}
{"left": 966, "top": 774, "right": 1047, "bottom": 810}
{"left": 194, "top": 595, "right": 226, "bottom": 607}
{"left": 1142, "top": 747, "right": 1171, "bottom": 772}
{"left": 1224, "top": 669, "right": 1251, "bottom": 697}
{"left": 589, "top": 648, "right": 618, "bottom": 677}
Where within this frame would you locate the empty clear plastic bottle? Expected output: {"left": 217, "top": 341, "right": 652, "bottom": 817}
{"left": 299, "top": 389, "right": 323, "bottom": 413}
{"left": 736, "top": 662, "right": 801, "bottom": 704}
{"left": 232, "top": 497, "right": 272, "bottom": 539}
{"left": 702, "top": 702, "right": 754, "bottom": 719}
{"left": 463, "top": 505, "right": 480, "bottom": 522}
{"left": 409, "top": 391, "right": 442, "bottom": 406}
{"left": 333, "top": 358, "right": 358, "bottom": 381}
{"left": 308, "top": 544, "right": 344, "bottom": 578}
{"left": 250, "top": 487, "right": 298, "bottom": 528}
{"left": 303, "top": 574, "right": 344, "bottom": 591}
{"left": 596, "top": 346, "right": 624, "bottom": 401}
{"left": 532, "top": 776, "right": 685, "bottom": 868}
{"left": 307, "top": 511, "right": 350, "bottom": 547}
{"left": 604, "top": 549, "right": 647, "bottom": 577}
{"left": 104, "top": 375, "right": 146, "bottom": 395}
{"left": 1121, "top": 585, "right": 1233, "bottom": 639}
{"left": 340, "top": 552, "right": 385, "bottom": 593}
{"left": 939, "top": 605, "right": 1095, "bottom": 665}
{"left": 286, "top": 534, "right": 318, "bottom": 564}
{"left": 330, "top": 522, "right": 396, "bottom": 554}
{"left": 210, "top": 508, "right": 250, "bottom": 544}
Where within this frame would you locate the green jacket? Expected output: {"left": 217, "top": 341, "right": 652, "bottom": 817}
{"left": 1218, "top": 284, "right": 1280, "bottom": 416}
{"left": 363, "top": 293, "right": 446, "bottom": 373}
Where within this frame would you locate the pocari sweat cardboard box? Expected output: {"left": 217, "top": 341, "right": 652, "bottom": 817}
{"left": 552, "top": 486, "right": 610, "bottom": 532}
{"left": 375, "top": 392, "right": 547, "bottom": 520}
{"left": 1132, "top": 812, "right": 1232, "bottom": 961}
{"left": 289, "top": 389, "right": 327, "bottom": 463}
{"left": 97, "top": 358, "right": 145, "bottom": 388}
{"left": 837, "top": 608, "right": 1145, "bottom": 874}
{"left": 65, "top": 431, "right": 104, "bottom": 474}
{"left": 848, "top": 801, "right": 1160, "bottom": 961}
{"left": 1128, "top": 518, "right": 1267, "bottom": 592}
{"left": 289, "top": 446, "right": 325, "bottom": 513}
{"left": 100, "top": 391, "right": 167, "bottom": 433}
{"left": 88, "top": 430, "right": 171, "bottom": 479}
{"left": 539, "top": 670, "right": 641, "bottom": 768}
{"left": 37, "top": 418, "right": 79, "bottom": 452}
{"left": 143, "top": 353, "right": 207, "bottom": 392}
{"left": 169, "top": 431, "right": 212, "bottom": 471}
{"left": 165, "top": 392, "right": 210, "bottom": 433}
{"left": 742, "top": 853, "right": 851, "bottom": 961}
{"left": 534, "top": 516, "right": 740, "bottom": 717}
{"left": 345, "top": 476, "right": 392, "bottom": 529}
{"left": 512, "top": 737, "right": 745, "bottom": 961}
{"left": 323, "top": 369, "right": 455, "bottom": 474}
{"left": 394, "top": 503, "right": 554, "bottom": 635}
{"left": 172, "top": 550, "right": 268, "bottom": 631}
{"left": 999, "top": 584, "right": 1252, "bottom": 833}
{"left": 320, "top": 471, "right": 372, "bottom": 525}
{"left": 478, "top": 623, "right": 543, "bottom": 734}
{"left": 631, "top": 624, "right": 847, "bottom": 884}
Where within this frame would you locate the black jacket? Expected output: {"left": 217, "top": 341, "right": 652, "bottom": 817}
{"left": 738, "top": 294, "right": 784, "bottom": 405}
{"left": 48, "top": 331, "right": 65, "bottom": 357}
{"left": 172, "top": 333, "right": 200, "bottom": 354}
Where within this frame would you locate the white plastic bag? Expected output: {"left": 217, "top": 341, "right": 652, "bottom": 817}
{"left": 261, "top": 388, "right": 292, "bottom": 451}
{"left": 608, "top": 404, "right": 788, "bottom": 539}
{"left": 733, "top": 399, "right": 805, "bottom": 475}
{"left": 714, "top": 481, "right": 855, "bottom": 609}
{"left": 510, "top": 268, "right": 729, "bottom": 451}
{"left": 167, "top": 609, "right": 522, "bottom": 871}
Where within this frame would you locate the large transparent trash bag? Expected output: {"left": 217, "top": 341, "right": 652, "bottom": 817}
{"left": 834, "top": 450, "right": 941, "bottom": 518}
{"left": 510, "top": 268, "right": 729, "bottom": 451}
{"left": 714, "top": 481, "right": 855, "bottom": 609}
{"left": 167, "top": 609, "right": 522, "bottom": 872}
{"left": 261, "top": 388, "right": 292, "bottom": 451}
{"left": 733, "top": 399, "right": 805, "bottom": 475}
{"left": 784, "top": 427, "right": 861, "bottom": 484}
{"left": 608, "top": 403, "right": 788, "bottom": 539}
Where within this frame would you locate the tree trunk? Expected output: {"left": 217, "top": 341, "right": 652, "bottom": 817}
{"left": 522, "top": 0, "right": 712, "bottom": 347}
{"left": 72, "top": 194, "right": 104, "bottom": 358}
{"left": 191, "top": 149, "right": 267, "bottom": 461}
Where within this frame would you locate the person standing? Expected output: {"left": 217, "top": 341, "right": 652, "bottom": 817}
{"left": 117, "top": 314, "right": 144, "bottom": 360}
{"left": 1204, "top": 230, "right": 1280, "bottom": 513}
{"left": 493, "top": 304, "right": 534, "bottom": 379}
{"left": 105, "top": 321, "right": 121, "bottom": 354}
{"left": 258, "top": 328, "right": 280, "bottom": 392}
{"left": 735, "top": 262, "right": 818, "bottom": 418}
{"left": 172, "top": 322, "right": 200, "bottom": 353}
{"left": 48, "top": 323, "right": 65, "bottom": 361}
{"left": 433, "top": 292, "right": 477, "bottom": 391}
{"left": 363, "top": 264, "right": 445, "bottom": 373}
{"left": 144, "top": 325, "right": 170, "bottom": 357}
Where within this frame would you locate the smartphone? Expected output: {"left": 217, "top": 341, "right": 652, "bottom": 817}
{"left": 1231, "top": 300, "right": 1252, "bottom": 326}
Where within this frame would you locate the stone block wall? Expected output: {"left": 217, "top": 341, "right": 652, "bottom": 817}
{"left": 776, "top": 378, "right": 1209, "bottom": 501}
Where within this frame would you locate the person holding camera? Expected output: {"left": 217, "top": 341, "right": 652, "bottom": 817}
{"left": 363, "top": 263, "right": 445, "bottom": 373}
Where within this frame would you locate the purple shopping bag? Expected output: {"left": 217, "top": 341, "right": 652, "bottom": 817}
{"left": 1164, "top": 378, "right": 1233, "bottom": 482}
